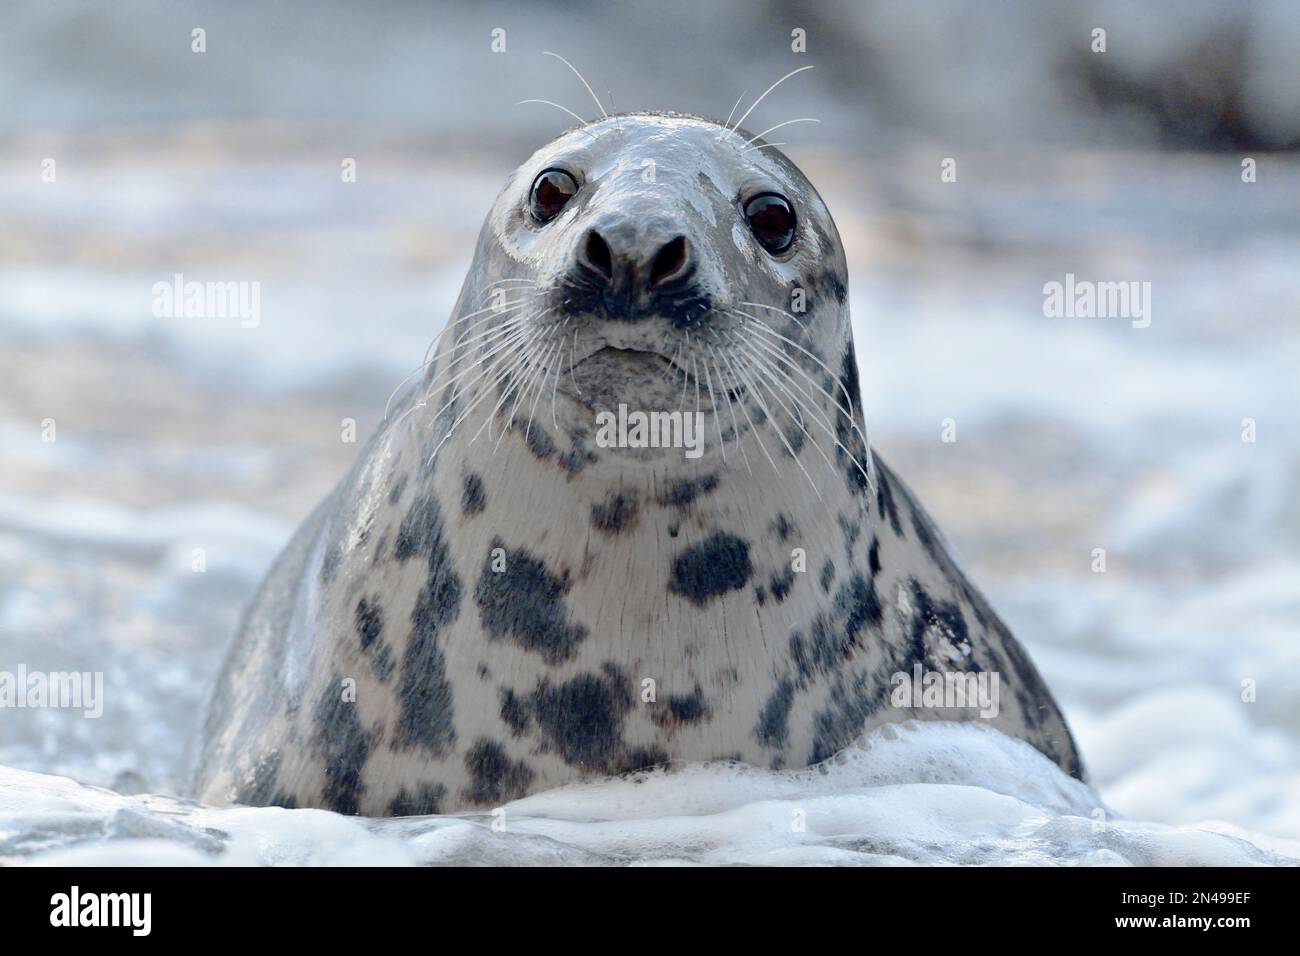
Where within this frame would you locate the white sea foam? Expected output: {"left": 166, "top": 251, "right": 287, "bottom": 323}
{"left": 3, "top": 722, "right": 1294, "bottom": 867}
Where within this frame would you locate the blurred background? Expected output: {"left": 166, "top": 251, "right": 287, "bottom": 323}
{"left": 1, "top": 0, "right": 1297, "bottom": 841}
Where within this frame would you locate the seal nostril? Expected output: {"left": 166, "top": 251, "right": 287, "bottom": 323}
{"left": 649, "top": 236, "right": 690, "bottom": 287}
{"left": 583, "top": 230, "right": 614, "bottom": 282}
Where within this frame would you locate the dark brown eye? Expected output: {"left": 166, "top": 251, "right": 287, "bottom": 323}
{"left": 743, "top": 193, "right": 796, "bottom": 254}
{"left": 530, "top": 168, "right": 579, "bottom": 223}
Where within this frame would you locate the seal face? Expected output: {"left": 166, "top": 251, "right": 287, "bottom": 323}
{"left": 194, "top": 113, "right": 1084, "bottom": 816}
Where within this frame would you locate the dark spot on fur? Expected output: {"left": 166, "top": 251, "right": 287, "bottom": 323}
{"left": 783, "top": 420, "right": 807, "bottom": 455}
{"left": 875, "top": 468, "right": 904, "bottom": 537}
{"left": 354, "top": 597, "right": 383, "bottom": 650}
{"left": 820, "top": 558, "right": 836, "bottom": 593}
{"left": 519, "top": 422, "right": 594, "bottom": 473}
{"left": 499, "top": 688, "right": 532, "bottom": 736}
{"left": 394, "top": 497, "right": 461, "bottom": 756}
{"left": 313, "top": 680, "right": 373, "bottom": 815}
{"left": 906, "top": 579, "right": 972, "bottom": 672}
{"left": 529, "top": 664, "right": 633, "bottom": 769}
{"left": 668, "top": 531, "right": 753, "bottom": 606}
{"left": 868, "top": 536, "right": 881, "bottom": 576}
{"left": 461, "top": 473, "right": 485, "bottom": 515}
{"left": 810, "top": 670, "right": 880, "bottom": 763}
{"left": 790, "top": 572, "right": 883, "bottom": 682}
{"left": 394, "top": 495, "right": 443, "bottom": 561}
{"left": 772, "top": 513, "right": 794, "bottom": 541}
{"left": 755, "top": 678, "right": 796, "bottom": 750}
{"left": 524, "top": 423, "right": 558, "bottom": 460}
{"left": 558, "top": 437, "right": 597, "bottom": 473}
{"left": 668, "top": 522, "right": 680, "bottom": 537}
{"left": 838, "top": 513, "right": 862, "bottom": 563}
{"left": 769, "top": 566, "right": 795, "bottom": 603}
{"left": 909, "top": 500, "right": 943, "bottom": 564}
{"left": 836, "top": 343, "right": 871, "bottom": 496}
{"left": 653, "top": 684, "right": 710, "bottom": 727}
{"left": 368, "top": 643, "right": 395, "bottom": 682}
{"left": 800, "top": 268, "right": 847, "bottom": 307}
{"left": 655, "top": 474, "right": 720, "bottom": 509}
{"left": 476, "top": 539, "right": 589, "bottom": 663}
{"left": 461, "top": 739, "right": 536, "bottom": 805}
{"left": 388, "top": 783, "right": 446, "bottom": 816}
{"left": 622, "top": 746, "right": 669, "bottom": 772}
{"left": 319, "top": 543, "right": 341, "bottom": 586}
{"left": 591, "top": 491, "right": 639, "bottom": 534}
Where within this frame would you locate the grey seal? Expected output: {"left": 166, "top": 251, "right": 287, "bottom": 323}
{"left": 193, "top": 111, "right": 1084, "bottom": 816}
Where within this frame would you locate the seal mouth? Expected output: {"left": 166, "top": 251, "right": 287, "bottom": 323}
{"left": 565, "top": 343, "right": 747, "bottom": 409}
{"left": 581, "top": 344, "right": 674, "bottom": 368}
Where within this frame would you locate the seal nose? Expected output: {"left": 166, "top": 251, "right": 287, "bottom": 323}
{"left": 576, "top": 228, "right": 694, "bottom": 293}
{"left": 648, "top": 236, "right": 691, "bottom": 288}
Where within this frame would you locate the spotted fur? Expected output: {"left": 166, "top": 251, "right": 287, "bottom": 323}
{"left": 194, "top": 114, "right": 1084, "bottom": 816}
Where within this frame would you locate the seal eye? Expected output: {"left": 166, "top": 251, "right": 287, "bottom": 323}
{"left": 743, "top": 193, "right": 797, "bottom": 254}
{"left": 530, "top": 168, "right": 579, "bottom": 223}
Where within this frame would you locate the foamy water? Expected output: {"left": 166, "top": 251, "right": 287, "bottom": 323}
{"left": 5, "top": 722, "right": 1296, "bottom": 866}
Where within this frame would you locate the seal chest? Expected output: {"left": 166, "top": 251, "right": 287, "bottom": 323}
{"left": 194, "top": 113, "right": 1084, "bottom": 815}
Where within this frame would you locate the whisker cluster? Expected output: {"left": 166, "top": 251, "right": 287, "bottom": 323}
{"left": 716, "top": 306, "right": 876, "bottom": 498}
{"left": 382, "top": 280, "right": 581, "bottom": 470}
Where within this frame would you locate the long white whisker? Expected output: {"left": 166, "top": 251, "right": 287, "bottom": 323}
{"left": 423, "top": 295, "right": 536, "bottom": 371}
{"left": 739, "top": 298, "right": 808, "bottom": 328}
{"left": 714, "top": 345, "right": 779, "bottom": 478}
{"left": 691, "top": 347, "right": 702, "bottom": 421}
{"left": 733, "top": 338, "right": 836, "bottom": 436}
{"left": 449, "top": 308, "right": 534, "bottom": 354}
{"left": 418, "top": 313, "right": 542, "bottom": 413}
{"left": 420, "top": 316, "right": 535, "bottom": 403}
{"left": 733, "top": 336, "right": 849, "bottom": 490}
{"left": 729, "top": 309, "right": 860, "bottom": 427}
{"left": 524, "top": 338, "right": 562, "bottom": 442}
{"left": 549, "top": 333, "right": 566, "bottom": 429}
{"left": 701, "top": 351, "right": 726, "bottom": 461}
{"left": 431, "top": 326, "right": 545, "bottom": 462}
{"left": 707, "top": 344, "right": 752, "bottom": 476}
{"left": 729, "top": 65, "right": 814, "bottom": 134}
{"left": 389, "top": 299, "right": 535, "bottom": 420}
{"left": 733, "top": 315, "right": 876, "bottom": 491}
{"left": 677, "top": 331, "right": 693, "bottom": 409}
{"left": 516, "top": 99, "right": 598, "bottom": 139}
{"left": 498, "top": 336, "right": 561, "bottom": 452}
{"left": 726, "top": 344, "right": 822, "bottom": 500}
{"left": 742, "top": 118, "right": 820, "bottom": 148}
{"left": 470, "top": 329, "right": 546, "bottom": 448}
{"left": 397, "top": 321, "right": 536, "bottom": 433}
{"left": 723, "top": 90, "right": 747, "bottom": 130}
{"left": 543, "top": 51, "right": 609, "bottom": 120}
{"left": 569, "top": 330, "right": 583, "bottom": 395}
